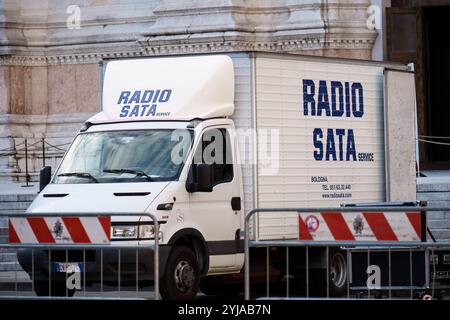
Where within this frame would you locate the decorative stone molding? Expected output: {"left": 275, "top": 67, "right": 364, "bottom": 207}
{"left": 0, "top": 50, "right": 146, "bottom": 66}
{"left": 141, "top": 38, "right": 375, "bottom": 56}
{"left": 139, "top": 0, "right": 377, "bottom": 58}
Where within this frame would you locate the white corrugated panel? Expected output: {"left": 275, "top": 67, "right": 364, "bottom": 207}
{"left": 230, "top": 54, "right": 255, "bottom": 216}
{"left": 255, "top": 56, "right": 386, "bottom": 240}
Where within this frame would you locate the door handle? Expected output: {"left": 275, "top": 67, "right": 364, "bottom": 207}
{"left": 231, "top": 197, "right": 241, "bottom": 211}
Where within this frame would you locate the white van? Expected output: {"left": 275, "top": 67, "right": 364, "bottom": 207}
{"left": 17, "top": 53, "right": 418, "bottom": 299}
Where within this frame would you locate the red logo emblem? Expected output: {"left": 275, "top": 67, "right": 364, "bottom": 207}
{"left": 305, "top": 215, "right": 320, "bottom": 232}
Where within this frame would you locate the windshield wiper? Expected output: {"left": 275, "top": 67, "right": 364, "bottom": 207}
{"left": 103, "top": 169, "right": 154, "bottom": 181}
{"left": 57, "top": 172, "right": 99, "bottom": 183}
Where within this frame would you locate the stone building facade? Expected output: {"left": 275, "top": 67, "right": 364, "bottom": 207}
{"left": 0, "top": 0, "right": 379, "bottom": 182}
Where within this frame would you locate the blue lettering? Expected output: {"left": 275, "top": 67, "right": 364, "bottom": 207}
{"left": 129, "top": 105, "right": 140, "bottom": 117}
{"left": 303, "top": 80, "right": 316, "bottom": 116}
{"left": 313, "top": 128, "right": 323, "bottom": 160}
{"left": 331, "top": 81, "right": 344, "bottom": 117}
{"left": 159, "top": 89, "right": 172, "bottom": 103}
{"left": 345, "top": 82, "right": 351, "bottom": 117}
{"left": 119, "top": 105, "right": 130, "bottom": 117}
{"left": 326, "top": 129, "right": 337, "bottom": 161}
{"left": 152, "top": 90, "right": 161, "bottom": 103}
{"left": 317, "top": 81, "right": 331, "bottom": 117}
{"left": 346, "top": 129, "right": 357, "bottom": 161}
{"left": 117, "top": 91, "right": 131, "bottom": 104}
{"left": 303, "top": 80, "right": 364, "bottom": 119}
{"left": 351, "top": 83, "right": 364, "bottom": 118}
{"left": 129, "top": 91, "right": 141, "bottom": 104}
{"left": 336, "top": 129, "right": 346, "bottom": 161}
{"left": 140, "top": 104, "right": 150, "bottom": 116}
{"left": 141, "top": 90, "right": 154, "bottom": 103}
{"left": 314, "top": 128, "right": 358, "bottom": 162}
{"left": 146, "top": 104, "right": 157, "bottom": 116}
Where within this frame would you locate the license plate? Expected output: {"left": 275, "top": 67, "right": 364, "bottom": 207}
{"left": 54, "top": 262, "right": 83, "bottom": 273}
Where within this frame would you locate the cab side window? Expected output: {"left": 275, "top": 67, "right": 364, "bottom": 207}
{"left": 193, "top": 128, "right": 233, "bottom": 186}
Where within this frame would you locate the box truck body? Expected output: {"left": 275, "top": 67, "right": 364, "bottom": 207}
{"left": 16, "top": 52, "right": 418, "bottom": 299}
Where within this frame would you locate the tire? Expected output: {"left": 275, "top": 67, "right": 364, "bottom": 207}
{"left": 34, "top": 280, "right": 76, "bottom": 297}
{"left": 328, "top": 250, "right": 348, "bottom": 297}
{"left": 200, "top": 275, "right": 243, "bottom": 296}
{"left": 160, "top": 246, "right": 200, "bottom": 300}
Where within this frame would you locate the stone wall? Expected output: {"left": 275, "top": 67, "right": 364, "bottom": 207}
{"left": 0, "top": 0, "right": 378, "bottom": 182}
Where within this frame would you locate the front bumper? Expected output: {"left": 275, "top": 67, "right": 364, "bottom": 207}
{"left": 17, "top": 245, "right": 171, "bottom": 285}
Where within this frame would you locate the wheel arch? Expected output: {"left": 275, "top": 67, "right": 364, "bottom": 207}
{"left": 167, "top": 228, "right": 209, "bottom": 276}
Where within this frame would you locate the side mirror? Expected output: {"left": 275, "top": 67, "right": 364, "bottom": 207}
{"left": 39, "top": 166, "right": 52, "bottom": 192}
{"left": 196, "top": 163, "right": 213, "bottom": 192}
{"left": 186, "top": 163, "right": 214, "bottom": 193}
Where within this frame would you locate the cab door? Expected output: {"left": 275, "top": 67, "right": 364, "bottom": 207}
{"left": 188, "top": 126, "right": 242, "bottom": 272}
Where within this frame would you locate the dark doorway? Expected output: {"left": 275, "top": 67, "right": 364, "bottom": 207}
{"left": 426, "top": 6, "right": 450, "bottom": 163}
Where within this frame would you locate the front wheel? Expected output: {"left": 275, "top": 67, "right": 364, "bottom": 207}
{"left": 160, "top": 246, "right": 200, "bottom": 300}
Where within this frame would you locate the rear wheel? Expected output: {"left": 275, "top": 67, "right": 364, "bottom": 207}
{"left": 328, "top": 250, "right": 348, "bottom": 297}
{"left": 160, "top": 246, "right": 200, "bottom": 300}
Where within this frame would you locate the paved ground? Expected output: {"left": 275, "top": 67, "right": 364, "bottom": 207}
{"left": 0, "top": 273, "right": 448, "bottom": 300}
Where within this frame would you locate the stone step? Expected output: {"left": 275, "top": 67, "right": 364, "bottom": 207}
{"left": 0, "top": 253, "right": 16, "bottom": 263}
{"left": 417, "top": 192, "right": 450, "bottom": 201}
{"left": 427, "top": 229, "right": 450, "bottom": 241}
{"left": 0, "top": 202, "right": 30, "bottom": 211}
{"left": 0, "top": 248, "right": 18, "bottom": 254}
{"left": 417, "top": 179, "right": 450, "bottom": 192}
{"left": 0, "top": 194, "right": 37, "bottom": 203}
{"left": 0, "top": 209, "right": 31, "bottom": 216}
{"left": 428, "top": 220, "right": 450, "bottom": 229}
{"left": 0, "top": 262, "right": 23, "bottom": 272}
{"left": 427, "top": 211, "right": 450, "bottom": 220}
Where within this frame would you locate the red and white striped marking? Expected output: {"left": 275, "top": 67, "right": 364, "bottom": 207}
{"left": 298, "top": 211, "right": 422, "bottom": 242}
{"left": 9, "top": 216, "right": 111, "bottom": 244}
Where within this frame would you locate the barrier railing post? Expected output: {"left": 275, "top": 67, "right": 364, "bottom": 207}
{"left": 23, "top": 138, "right": 29, "bottom": 187}
{"left": 244, "top": 209, "right": 252, "bottom": 300}
{"left": 41, "top": 138, "right": 45, "bottom": 167}
{"left": 286, "top": 247, "right": 289, "bottom": 298}
{"left": 306, "top": 246, "right": 309, "bottom": 298}
{"left": 154, "top": 220, "right": 160, "bottom": 300}
{"left": 266, "top": 247, "right": 269, "bottom": 298}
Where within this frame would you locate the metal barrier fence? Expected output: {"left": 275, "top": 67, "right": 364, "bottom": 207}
{"left": 244, "top": 206, "right": 450, "bottom": 300}
{"left": 0, "top": 212, "right": 159, "bottom": 300}
{"left": 0, "top": 137, "right": 69, "bottom": 185}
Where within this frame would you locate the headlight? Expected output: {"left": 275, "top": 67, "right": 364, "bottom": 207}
{"left": 111, "top": 225, "right": 138, "bottom": 239}
{"left": 139, "top": 225, "right": 155, "bottom": 240}
{"left": 111, "top": 224, "right": 155, "bottom": 240}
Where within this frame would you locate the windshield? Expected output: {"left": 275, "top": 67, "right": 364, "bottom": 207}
{"left": 54, "top": 129, "right": 193, "bottom": 184}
